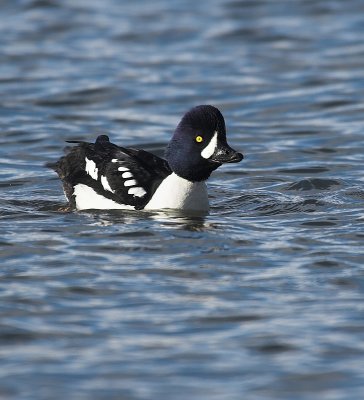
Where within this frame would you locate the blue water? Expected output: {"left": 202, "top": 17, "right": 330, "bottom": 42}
{"left": 1, "top": 1, "right": 364, "bottom": 399}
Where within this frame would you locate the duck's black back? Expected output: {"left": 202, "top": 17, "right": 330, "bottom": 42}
{"left": 52, "top": 135, "right": 171, "bottom": 210}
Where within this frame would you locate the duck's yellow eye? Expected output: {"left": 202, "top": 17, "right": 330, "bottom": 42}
{"left": 195, "top": 135, "right": 203, "bottom": 143}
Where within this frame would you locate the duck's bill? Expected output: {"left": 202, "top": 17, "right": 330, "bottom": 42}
{"left": 209, "top": 145, "right": 244, "bottom": 164}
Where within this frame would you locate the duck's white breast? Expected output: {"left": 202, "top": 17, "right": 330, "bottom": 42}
{"left": 144, "top": 173, "right": 209, "bottom": 211}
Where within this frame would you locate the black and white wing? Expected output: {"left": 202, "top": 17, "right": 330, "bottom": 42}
{"left": 53, "top": 135, "right": 171, "bottom": 210}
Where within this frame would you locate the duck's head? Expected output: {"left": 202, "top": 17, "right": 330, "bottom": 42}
{"left": 165, "top": 105, "right": 243, "bottom": 182}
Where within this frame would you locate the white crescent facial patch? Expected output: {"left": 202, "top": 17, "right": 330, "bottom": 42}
{"left": 201, "top": 131, "right": 218, "bottom": 159}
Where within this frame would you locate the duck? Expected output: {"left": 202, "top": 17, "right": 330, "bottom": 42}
{"left": 52, "top": 105, "right": 243, "bottom": 212}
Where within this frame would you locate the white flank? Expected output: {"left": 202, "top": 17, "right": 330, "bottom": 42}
{"left": 101, "top": 175, "right": 115, "bottom": 193}
{"left": 118, "top": 166, "right": 129, "bottom": 172}
{"left": 124, "top": 179, "right": 137, "bottom": 187}
{"left": 111, "top": 159, "right": 119, "bottom": 163}
{"left": 128, "top": 187, "right": 147, "bottom": 197}
{"left": 85, "top": 157, "right": 98, "bottom": 180}
{"left": 122, "top": 171, "right": 133, "bottom": 179}
{"left": 73, "top": 184, "right": 134, "bottom": 210}
{"left": 201, "top": 131, "right": 218, "bottom": 159}
{"left": 144, "top": 173, "right": 209, "bottom": 211}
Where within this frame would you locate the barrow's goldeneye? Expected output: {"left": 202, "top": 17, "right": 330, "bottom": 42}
{"left": 52, "top": 105, "right": 243, "bottom": 212}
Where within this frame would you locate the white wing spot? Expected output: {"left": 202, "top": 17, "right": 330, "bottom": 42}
{"left": 85, "top": 157, "right": 98, "bottom": 180}
{"left": 124, "top": 179, "right": 137, "bottom": 187}
{"left": 111, "top": 159, "right": 119, "bottom": 163}
{"left": 101, "top": 175, "right": 115, "bottom": 193}
{"left": 128, "top": 187, "right": 147, "bottom": 197}
{"left": 118, "top": 166, "right": 129, "bottom": 172}
{"left": 201, "top": 131, "right": 218, "bottom": 159}
{"left": 122, "top": 171, "right": 133, "bottom": 179}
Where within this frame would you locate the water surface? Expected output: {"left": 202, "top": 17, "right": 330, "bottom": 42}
{"left": 1, "top": 1, "right": 364, "bottom": 399}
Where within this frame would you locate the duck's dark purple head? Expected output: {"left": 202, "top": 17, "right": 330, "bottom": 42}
{"left": 165, "top": 105, "right": 243, "bottom": 181}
